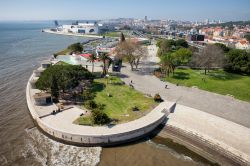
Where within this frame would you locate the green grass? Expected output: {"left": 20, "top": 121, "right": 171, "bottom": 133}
{"left": 103, "top": 31, "right": 121, "bottom": 37}
{"left": 164, "top": 69, "right": 250, "bottom": 102}
{"left": 90, "top": 76, "right": 157, "bottom": 123}
{"left": 54, "top": 61, "right": 71, "bottom": 65}
{"left": 54, "top": 48, "right": 71, "bottom": 57}
{"left": 103, "top": 31, "right": 129, "bottom": 38}
{"left": 74, "top": 116, "right": 92, "bottom": 126}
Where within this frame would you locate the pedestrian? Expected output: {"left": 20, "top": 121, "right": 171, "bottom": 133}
{"left": 131, "top": 80, "right": 133, "bottom": 84}
{"left": 165, "top": 85, "right": 168, "bottom": 89}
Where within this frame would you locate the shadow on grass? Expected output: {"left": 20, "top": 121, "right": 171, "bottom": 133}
{"left": 172, "top": 72, "right": 190, "bottom": 80}
{"left": 91, "top": 82, "right": 106, "bottom": 94}
{"left": 208, "top": 71, "right": 242, "bottom": 80}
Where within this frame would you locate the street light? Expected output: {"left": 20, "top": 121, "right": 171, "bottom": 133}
{"left": 105, "top": 74, "right": 110, "bottom": 96}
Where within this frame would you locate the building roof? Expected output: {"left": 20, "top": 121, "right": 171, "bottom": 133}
{"left": 80, "top": 53, "right": 92, "bottom": 58}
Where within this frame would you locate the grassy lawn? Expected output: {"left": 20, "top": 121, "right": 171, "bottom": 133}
{"left": 54, "top": 48, "right": 71, "bottom": 56}
{"left": 103, "top": 31, "right": 129, "bottom": 38}
{"left": 164, "top": 68, "right": 250, "bottom": 102}
{"left": 103, "top": 31, "right": 121, "bottom": 37}
{"left": 74, "top": 116, "right": 92, "bottom": 126}
{"left": 76, "top": 76, "right": 157, "bottom": 125}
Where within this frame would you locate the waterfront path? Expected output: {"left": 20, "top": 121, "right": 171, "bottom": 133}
{"left": 118, "top": 45, "right": 250, "bottom": 163}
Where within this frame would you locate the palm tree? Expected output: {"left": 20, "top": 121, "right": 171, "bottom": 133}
{"left": 98, "top": 53, "right": 112, "bottom": 75}
{"left": 87, "top": 53, "right": 97, "bottom": 73}
{"left": 160, "top": 54, "right": 175, "bottom": 77}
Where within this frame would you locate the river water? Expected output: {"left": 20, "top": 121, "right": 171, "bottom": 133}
{"left": 0, "top": 22, "right": 212, "bottom": 166}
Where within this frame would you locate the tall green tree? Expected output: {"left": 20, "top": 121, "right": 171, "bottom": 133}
{"left": 157, "top": 39, "right": 175, "bottom": 56}
{"left": 225, "top": 49, "right": 250, "bottom": 74}
{"left": 51, "top": 75, "right": 59, "bottom": 102}
{"left": 68, "top": 43, "right": 83, "bottom": 53}
{"left": 99, "top": 53, "right": 112, "bottom": 75}
{"left": 36, "top": 65, "right": 92, "bottom": 91}
{"left": 244, "top": 33, "right": 250, "bottom": 42}
{"left": 175, "top": 39, "right": 189, "bottom": 48}
{"left": 87, "top": 53, "right": 97, "bottom": 73}
{"left": 160, "top": 53, "right": 175, "bottom": 77}
{"left": 120, "top": 32, "right": 126, "bottom": 42}
{"left": 172, "top": 48, "right": 192, "bottom": 65}
{"left": 214, "top": 43, "right": 230, "bottom": 53}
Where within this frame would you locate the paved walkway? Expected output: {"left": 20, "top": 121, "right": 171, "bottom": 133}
{"left": 166, "top": 104, "right": 250, "bottom": 161}
{"left": 119, "top": 45, "right": 250, "bottom": 162}
{"left": 120, "top": 45, "right": 250, "bottom": 128}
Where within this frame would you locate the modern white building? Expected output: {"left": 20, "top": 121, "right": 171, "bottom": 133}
{"left": 59, "top": 23, "right": 100, "bottom": 34}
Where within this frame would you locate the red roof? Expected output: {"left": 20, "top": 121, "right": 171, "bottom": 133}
{"left": 80, "top": 53, "right": 92, "bottom": 58}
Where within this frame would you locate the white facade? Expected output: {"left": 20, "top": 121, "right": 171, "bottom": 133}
{"left": 235, "top": 42, "right": 250, "bottom": 50}
{"left": 61, "top": 23, "right": 99, "bottom": 34}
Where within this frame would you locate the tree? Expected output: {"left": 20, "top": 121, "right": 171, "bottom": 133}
{"left": 87, "top": 53, "right": 97, "bottom": 73}
{"left": 51, "top": 75, "right": 59, "bottom": 102}
{"left": 160, "top": 53, "right": 175, "bottom": 77}
{"left": 172, "top": 48, "right": 192, "bottom": 65}
{"left": 99, "top": 53, "right": 112, "bottom": 75}
{"left": 214, "top": 43, "right": 230, "bottom": 53}
{"left": 245, "top": 33, "right": 250, "bottom": 42}
{"left": 192, "top": 45, "right": 225, "bottom": 74}
{"left": 68, "top": 43, "right": 83, "bottom": 53}
{"left": 157, "top": 39, "right": 175, "bottom": 57}
{"left": 175, "top": 39, "right": 189, "bottom": 48}
{"left": 134, "top": 45, "right": 148, "bottom": 69}
{"left": 36, "top": 65, "right": 92, "bottom": 92}
{"left": 91, "top": 109, "right": 110, "bottom": 125}
{"left": 115, "top": 39, "right": 137, "bottom": 70}
{"left": 225, "top": 49, "right": 250, "bottom": 74}
{"left": 115, "top": 39, "right": 147, "bottom": 70}
{"left": 120, "top": 32, "right": 126, "bottom": 42}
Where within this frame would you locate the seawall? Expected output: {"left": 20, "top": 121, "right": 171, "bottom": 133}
{"left": 26, "top": 73, "right": 169, "bottom": 146}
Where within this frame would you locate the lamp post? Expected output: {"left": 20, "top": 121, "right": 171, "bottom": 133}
{"left": 105, "top": 74, "right": 110, "bottom": 96}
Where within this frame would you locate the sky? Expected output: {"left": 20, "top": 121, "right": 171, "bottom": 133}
{"left": 0, "top": 0, "right": 250, "bottom": 21}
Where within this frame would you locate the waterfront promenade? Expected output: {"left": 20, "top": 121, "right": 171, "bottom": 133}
{"left": 26, "top": 73, "right": 171, "bottom": 145}
{"left": 26, "top": 44, "right": 250, "bottom": 164}
{"left": 117, "top": 45, "right": 250, "bottom": 164}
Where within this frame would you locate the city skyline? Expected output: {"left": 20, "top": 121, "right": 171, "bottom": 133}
{"left": 0, "top": 0, "right": 250, "bottom": 21}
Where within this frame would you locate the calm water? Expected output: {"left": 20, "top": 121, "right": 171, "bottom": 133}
{"left": 0, "top": 22, "right": 210, "bottom": 166}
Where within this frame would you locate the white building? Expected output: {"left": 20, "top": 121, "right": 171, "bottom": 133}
{"left": 235, "top": 40, "right": 250, "bottom": 50}
{"left": 60, "top": 23, "right": 100, "bottom": 34}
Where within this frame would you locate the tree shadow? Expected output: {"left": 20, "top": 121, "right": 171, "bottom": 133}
{"left": 91, "top": 82, "right": 106, "bottom": 94}
{"left": 208, "top": 71, "right": 242, "bottom": 80}
{"left": 172, "top": 72, "right": 190, "bottom": 80}
{"left": 133, "top": 61, "right": 159, "bottom": 76}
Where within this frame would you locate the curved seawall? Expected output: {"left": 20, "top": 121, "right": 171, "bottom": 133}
{"left": 26, "top": 74, "right": 168, "bottom": 146}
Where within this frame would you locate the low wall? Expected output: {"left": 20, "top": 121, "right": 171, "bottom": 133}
{"left": 163, "top": 125, "right": 250, "bottom": 166}
{"left": 26, "top": 74, "right": 167, "bottom": 146}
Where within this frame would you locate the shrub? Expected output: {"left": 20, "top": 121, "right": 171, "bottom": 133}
{"left": 132, "top": 106, "right": 140, "bottom": 111}
{"left": 84, "top": 100, "right": 98, "bottom": 109}
{"left": 68, "top": 43, "right": 83, "bottom": 53}
{"left": 154, "top": 93, "right": 163, "bottom": 102}
{"left": 82, "top": 89, "right": 94, "bottom": 101}
{"left": 91, "top": 109, "right": 110, "bottom": 125}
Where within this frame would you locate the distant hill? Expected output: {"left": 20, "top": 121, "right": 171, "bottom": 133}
{"left": 198, "top": 21, "right": 250, "bottom": 29}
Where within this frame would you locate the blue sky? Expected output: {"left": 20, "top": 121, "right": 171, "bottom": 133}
{"left": 0, "top": 0, "right": 250, "bottom": 21}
